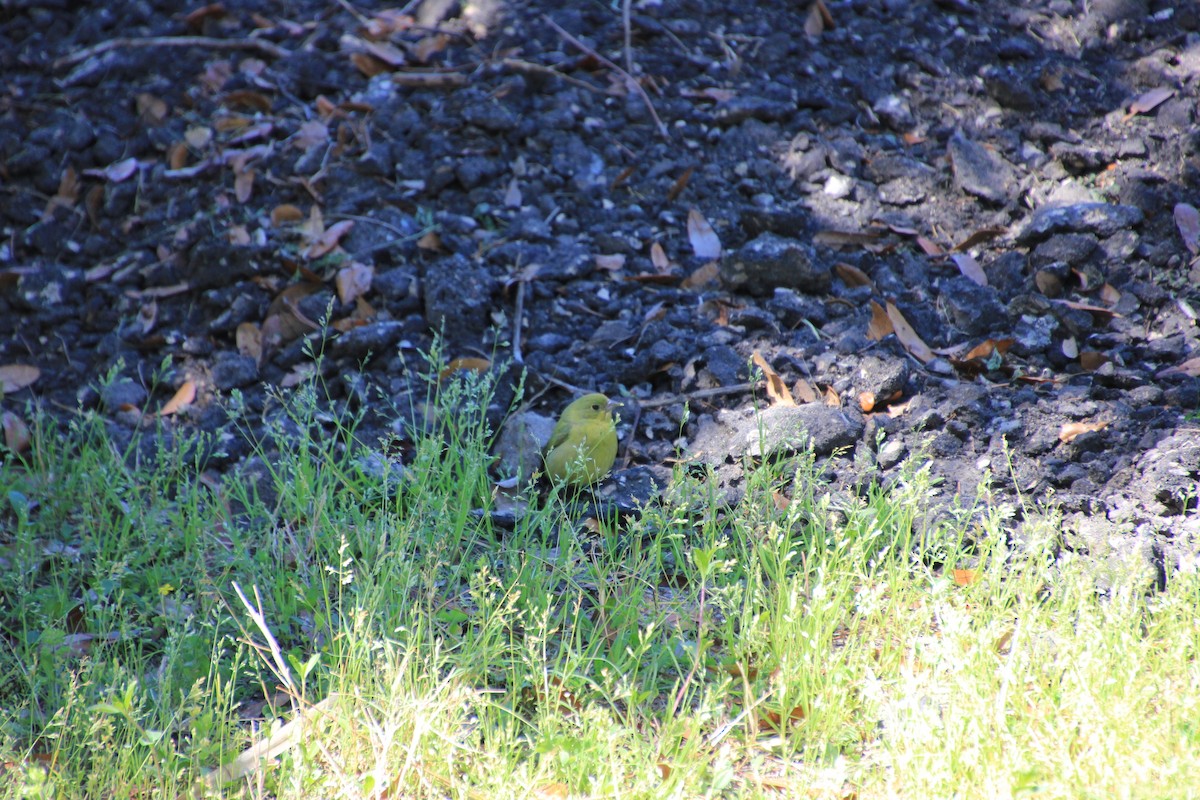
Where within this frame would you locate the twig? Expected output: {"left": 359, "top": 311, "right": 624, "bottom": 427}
{"left": 622, "top": 0, "right": 633, "bottom": 76}
{"left": 512, "top": 280, "right": 526, "bottom": 365}
{"left": 542, "top": 15, "right": 669, "bottom": 141}
{"left": 500, "top": 58, "right": 609, "bottom": 95}
{"left": 53, "top": 35, "right": 291, "bottom": 70}
{"left": 638, "top": 382, "right": 758, "bottom": 408}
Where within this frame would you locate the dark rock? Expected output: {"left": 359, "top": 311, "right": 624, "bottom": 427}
{"left": 721, "top": 232, "right": 830, "bottom": 295}
{"left": 212, "top": 354, "right": 259, "bottom": 391}
{"left": 857, "top": 355, "right": 909, "bottom": 400}
{"left": 1016, "top": 203, "right": 1144, "bottom": 244}
{"left": 1031, "top": 233, "right": 1099, "bottom": 267}
{"left": 100, "top": 378, "right": 148, "bottom": 411}
{"left": 332, "top": 321, "right": 407, "bottom": 360}
{"left": 947, "top": 133, "right": 1018, "bottom": 204}
{"left": 744, "top": 404, "right": 865, "bottom": 459}
{"left": 423, "top": 254, "right": 497, "bottom": 342}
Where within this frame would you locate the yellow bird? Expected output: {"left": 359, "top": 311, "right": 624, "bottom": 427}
{"left": 543, "top": 393, "right": 619, "bottom": 488}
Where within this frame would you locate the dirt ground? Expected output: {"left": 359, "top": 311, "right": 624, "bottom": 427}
{"left": 1, "top": 0, "right": 1198, "bottom": 584}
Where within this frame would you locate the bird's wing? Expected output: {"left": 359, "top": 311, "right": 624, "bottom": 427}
{"left": 544, "top": 418, "right": 571, "bottom": 453}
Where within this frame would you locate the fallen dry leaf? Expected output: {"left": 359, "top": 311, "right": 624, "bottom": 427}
{"left": 885, "top": 301, "right": 934, "bottom": 362}
{"left": 1059, "top": 420, "right": 1109, "bottom": 444}
{"left": 916, "top": 236, "right": 943, "bottom": 256}
{"left": 0, "top": 364, "right": 40, "bottom": 393}
{"left": 866, "top": 300, "right": 893, "bottom": 340}
{"left": 2, "top": 410, "right": 31, "bottom": 453}
{"left": 306, "top": 219, "right": 354, "bottom": 260}
{"left": 236, "top": 322, "right": 263, "bottom": 363}
{"left": 666, "top": 166, "right": 693, "bottom": 203}
{"left": 271, "top": 204, "right": 305, "bottom": 225}
{"left": 952, "top": 226, "right": 1007, "bottom": 251}
{"left": 835, "top": 262, "right": 873, "bottom": 288}
{"left": 752, "top": 350, "right": 795, "bottom": 406}
{"left": 963, "top": 338, "right": 1013, "bottom": 360}
{"left": 680, "top": 261, "right": 719, "bottom": 290}
{"left": 1157, "top": 357, "right": 1200, "bottom": 379}
{"left": 951, "top": 252, "right": 987, "bottom": 286}
{"left": 687, "top": 208, "right": 722, "bottom": 260}
{"left": 1125, "top": 86, "right": 1175, "bottom": 118}
{"left": 650, "top": 242, "right": 672, "bottom": 272}
{"left": 1174, "top": 203, "right": 1200, "bottom": 255}
{"left": 159, "top": 380, "right": 197, "bottom": 416}
{"left": 1079, "top": 351, "right": 1110, "bottom": 371}
{"left": 335, "top": 261, "right": 373, "bottom": 304}
{"left": 594, "top": 254, "right": 626, "bottom": 272}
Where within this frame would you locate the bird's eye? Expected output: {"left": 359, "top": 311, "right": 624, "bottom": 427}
{"left": 592, "top": 403, "right": 601, "bottom": 411}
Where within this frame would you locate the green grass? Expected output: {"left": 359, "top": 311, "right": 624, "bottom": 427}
{"left": 1, "top": 369, "right": 1198, "bottom": 799}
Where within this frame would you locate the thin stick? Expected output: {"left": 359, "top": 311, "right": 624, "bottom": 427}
{"left": 500, "top": 58, "right": 609, "bottom": 95}
{"left": 512, "top": 280, "right": 526, "bottom": 365}
{"left": 542, "top": 15, "right": 669, "bottom": 141}
{"left": 54, "top": 35, "right": 291, "bottom": 70}
{"left": 623, "top": 0, "right": 633, "bottom": 76}
{"left": 637, "top": 382, "right": 759, "bottom": 408}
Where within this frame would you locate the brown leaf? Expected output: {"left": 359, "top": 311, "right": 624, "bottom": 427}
{"left": 0, "top": 364, "right": 41, "bottom": 393}
{"left": 292, "top": 120, "right": 330, "bottom": 152}
{"left": 822, "top": 384, "right": 840, "bottom": 406}
{"left": 416, "top": 230, "right": 444, "bottom": 252}
{"left": 594, "top": 254, "right": 626, "bottom": 272}
{"left": 271, "top": 204, "right": 305, "bottom": 226}
{"left": 168, "top": 141, "right": 190, "bottom": 170}
{"left": 1157, "top": 357, "right": 1200, "bottom": 379}
{"left": 1058, "top": 420, "right": 1108, "bottom": 444}
{"left": 1099, "top": 283, "right": 1122, "bottom": 306}
{"left": 835, "top": 262, "right": 873, "bottom": 288}
{"left": 794, "top": 379, "right": 818, "bottom": 404}
{"left": 752, "top": 350, "right": 794, "bottom": 406}
{"left": 951, "top": 253, "right": 987, "bottom": 286}
{"left": 1035, "top": 270, "right": 1063, "bottom": 297}
{"left": 236, "top": 322, "right": 263, "bottom": 363}
{"left": 813, "top": 229, "right": 885, "bottom": 249}
{"left": 439, "top": 358, "right": 491, "bottom": 381}
{"left": 136, "top": 92, "right": 169, "bottom": 124}
{"left": 859, "top": 391, "right": 877, "bottom": 412}
{"left": 680, "top": 261, "right": 719, "bottom": 290}
{"left": 916, "top": 236, "right": 943, "bottom": 256}
{"left": 138, "top": 299, "right": 158, "bottom": 334}
{"left": 649, "top": 242, "right": 672, "bottom": 273}
{"left": 687, "top": 208, "right": 722, "bottom": 260}
{"left": 1079, "top": 351, "right": 1109, "bottom": 371}
{"left": 159, "top": 380, "right": 197, "bottom": 416}
{"left": 963, "top": 338, "right": 1013, "bottom": 360}
{"left": 350, "top": 52, "right": 390, "bottom": 78}
{"left": 885, "top": 301, "right": 934, "bottom": 362}
{"left": 1054, "top": 299, "right": 1119, "bottom": 320}
{"left": 952, "top": 226, "right": 1007, "bottom": 252}
{"left": 234, "top": 167, "right": 255, "bottom": 203}
{"left": 666, "top": 166, "right": 693, "bottom": 203}
{"left": 866, "top": 300, "right": 893, "bottom": 340}
{"left": 306, "top": 219, "right": 354, "bottom": 260}
{"left": 1174, "top": 203, "right": 1200, "bottom": 255}
{"left": 335, "top": 262, "right": 373, "bottom": 304}
{"left": 83, "top": 158, "right": 140, "bottom": 183}
{"left": 1061, "top": 336, "right": 1078, "bottom": 359}
{"left": 804, "top": 1, "right": 826, "bottom": 36}
{"left": 2, "top": 410, "right": 31, "bottom": 454}
{"left": 952, "top": 569, "right": 978, "bottom": 586}
{"left": 1126, "top": 87, "right": 1175, "bottom": 118}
